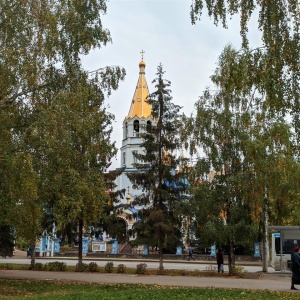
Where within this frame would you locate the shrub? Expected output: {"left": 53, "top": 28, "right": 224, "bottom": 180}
{"left": 44, "top": 261, "right": 67, "bottom": 271}
{"left": 231, "top": 265, "right": 247, "bottom": 277}
{"left": 30, "top": 263, "right": 44, "bottom": 271}
{"left": 117, "top": 264, "right": 126, "bottom": 274}
{"left": 15, "top": 237, "right": 28, "bottom": 251}
{"left": 136, "top": 263, "right": 147, "bottom": 275}
{"left": 75, "top": 262, "right": 88, "bottom": 272}
{"left": 105, "top": 262, "right": 114, "bottom": 273}
{"left": 88, "top": 262, "right": 99, "bottom": 272}
{"left": 60, "top": 245, "right": 73, "bottom": 252}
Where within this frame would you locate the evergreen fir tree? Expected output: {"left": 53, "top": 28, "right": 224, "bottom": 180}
{"left": 128, "top": 64, "right": 188, "bottom": 272}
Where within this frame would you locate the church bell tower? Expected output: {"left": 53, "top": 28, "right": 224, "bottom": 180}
{"left": 116, "top": 52, "right": 154, "bottom": 203}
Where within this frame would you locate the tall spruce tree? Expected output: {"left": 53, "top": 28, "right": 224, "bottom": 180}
{"left": 128, "top": 64, "right": 188, "bottom": 272}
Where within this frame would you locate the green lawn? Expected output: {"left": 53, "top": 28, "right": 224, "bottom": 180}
{"left": 0, "top": 281, "right": 298, "bottom": 300}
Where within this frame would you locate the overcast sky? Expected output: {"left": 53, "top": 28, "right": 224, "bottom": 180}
{"left": 81, "top": 0, "right": 261, "bottom": 170}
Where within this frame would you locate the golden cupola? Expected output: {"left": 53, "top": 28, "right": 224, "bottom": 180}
{"left": 126, "top": 56, "right": 151, "bottom": 119}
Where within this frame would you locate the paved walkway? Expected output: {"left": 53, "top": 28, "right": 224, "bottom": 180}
{"left": 1, "top": 250, "right": 297, "bottom": 292}
{"left": 0, "top": 269, "right": 296, "bottom": 292}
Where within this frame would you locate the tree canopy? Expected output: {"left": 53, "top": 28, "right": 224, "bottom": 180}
{"left": 185, "top": 44, "right": 299, "bottom": 273}
{"left": 190, "top": 0, "right": 300, "bottom": 143}
{"left": 0, "top": 0, "right": 125, "bottom": 264}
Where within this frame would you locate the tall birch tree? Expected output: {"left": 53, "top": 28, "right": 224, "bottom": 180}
{"left": 0, "top": 1, "right": 125, "bottom": 264}
{"left": 185, "top": 45, "right": 298, "bottom": 273}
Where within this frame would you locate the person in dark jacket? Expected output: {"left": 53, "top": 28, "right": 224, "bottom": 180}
{"left": 188, "top": 246, "right": 195, "bottom": 261}
{"left": 216, "top": 248, "right": 224, "bottom": 273}
{"left": 291, "top": 247, "right": 300, "bottom": 290}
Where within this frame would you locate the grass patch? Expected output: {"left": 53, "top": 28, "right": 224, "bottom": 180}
{"left": 0, "top": 264, "right": 30, "bottom": 270}
{"left": 0, "top": 280, "right": 298, "bottom": 300}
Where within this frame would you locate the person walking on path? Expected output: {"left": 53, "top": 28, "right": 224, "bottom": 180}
{"left": 188, "top": 246, "right": 195, "bottom": 261}
{"left": 216, "top": 248, "right": 224, "bottom": 273}
{"left": 291, "top": 246, "right": 300, "bottom": 290}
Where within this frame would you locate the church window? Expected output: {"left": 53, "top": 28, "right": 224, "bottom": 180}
{"left": 146, "top": 120, "right": 152, "bottom": 132}
{"left": 123, "top": 152, "right": 126, "bottom": 166}
{"left": 133, "top": 120, "right": 139, "bottom": 137}
{"left": 125, "top": 122, "right": 128, "bottom": 138}
{"left": 132, "top": 150, "right": 138, "bottom": 163}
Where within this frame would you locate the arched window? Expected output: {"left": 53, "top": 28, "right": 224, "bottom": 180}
{"left": 146, "top": 120, "right": 152, "bottom": 132}
{"left": 133, "top": 120, "right": 139, "bottom": 137}
{"left": 123, "top": 152, "right": 126, "bottom": 166}
{"left": 125, "top": 122, "right": 128, "bottom": 138}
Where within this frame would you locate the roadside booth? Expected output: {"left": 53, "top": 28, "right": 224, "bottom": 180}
{"left": 269, "top": 226, "right": 300, "bottom": 273}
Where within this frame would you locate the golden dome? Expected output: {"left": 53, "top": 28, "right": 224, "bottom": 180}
{"left": 126, "top": 59, "right": 151, "bottom": 119}
{"left": 139, "top": 60, "right": 146, "bottom": 68}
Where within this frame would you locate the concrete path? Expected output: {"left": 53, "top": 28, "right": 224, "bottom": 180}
{"left": 5, "top": 250, "right": 276, "bottom": 273}
{"left": 1, "top": 250, "right": 297, "bottom": 292}
{"left": 0, "top": 269, "right": 296, "bottom": 292}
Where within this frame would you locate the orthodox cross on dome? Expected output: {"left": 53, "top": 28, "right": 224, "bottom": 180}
{"left": 140, "top": 50, "right": 145, "bottom": 60}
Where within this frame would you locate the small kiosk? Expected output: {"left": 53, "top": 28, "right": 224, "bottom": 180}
{"left": 269, "top": 226, "right": 300, "bottom": 273}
